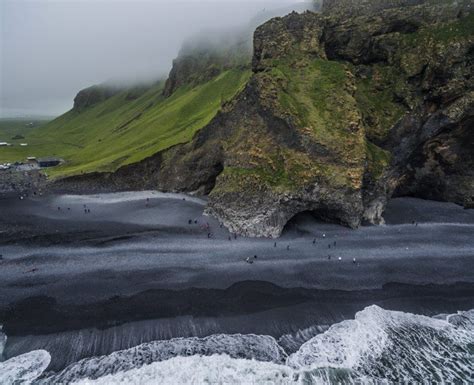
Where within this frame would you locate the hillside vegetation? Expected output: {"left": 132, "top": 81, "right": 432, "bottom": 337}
{"left": 0, "top": 69, "right": 250, "bottom": 177}
{"left": 0, "top": 119, "right": 51, "bottom": 142}
{"left": 1, "top": 0, "right": 472, "bottom": 238}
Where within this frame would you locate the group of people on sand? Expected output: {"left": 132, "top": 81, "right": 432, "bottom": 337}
{"left": 185, "top": 215, "right": 361, "bottom": 266}
{"left": 188, "top": 216, "right": 216, "bottom": 238}
{"left": 273, "top": 236, "right": 358, "bottom": 265}
{"left": 54, "top": 204, "right": 91, "bottom": 214}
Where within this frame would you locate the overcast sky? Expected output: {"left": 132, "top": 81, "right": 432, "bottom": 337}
{"left": 0, "top": 0, "right": 307, "bottom": 118}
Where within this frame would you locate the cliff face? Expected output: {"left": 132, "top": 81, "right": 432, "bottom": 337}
{"left": 162, "top": 44, "right": 251, "bottom": 97}
{"left": 321, "top": 0, "right": 428, "bottom": 16}
{"left": 73, "top": 85, "right": 121, "bottom": 112}
{"left": 55, "top": 0, "right": 474, "bottom": 237}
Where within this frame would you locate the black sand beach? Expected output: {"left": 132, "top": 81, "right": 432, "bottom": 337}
{"left": 1, "top": 192, "right": 473, "bottom": 370}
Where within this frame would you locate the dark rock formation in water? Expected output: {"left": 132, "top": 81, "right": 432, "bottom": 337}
{"left": 53, "top": 0, "right": 474, "bottom": 237}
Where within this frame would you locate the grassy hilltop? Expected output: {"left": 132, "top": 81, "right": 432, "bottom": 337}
{"left": 0, "top": 69, "right": 250, "bottom": 178}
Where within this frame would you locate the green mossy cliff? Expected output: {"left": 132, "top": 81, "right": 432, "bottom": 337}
{"left": 53, "top": 0, "right": 474, "bottom": 237}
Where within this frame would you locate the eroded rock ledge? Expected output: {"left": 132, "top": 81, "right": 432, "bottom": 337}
{"left": 52, "top": 0, "right": 474, "bottom": 237}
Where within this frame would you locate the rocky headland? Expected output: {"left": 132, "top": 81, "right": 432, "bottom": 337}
{"left": 47, "top": 0, "right": 473, "bottom": 237}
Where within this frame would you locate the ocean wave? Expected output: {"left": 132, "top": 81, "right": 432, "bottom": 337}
{"left": 40, "top": 334, "right": 287, "bottom": 384}
{"left": 288, "top": 305, "right": 474, "bottom": 383}
{"left": 71, "top": 354, "right": 365, "bottom": 385}
{"left": 2, "top": 306, "right": 473, "bottom": 384}
{"left": 278, "top": 325, "right": 330, "bottom": 354}
{"left": 0, "top": 350, "right": 51, "bottom": 384}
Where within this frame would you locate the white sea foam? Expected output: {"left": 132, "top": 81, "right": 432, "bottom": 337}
{"left": 42, "top": 333, "right": 287, "bottom": 383}
{"left": 72, "top": 355, "right": 365, "bottom": 385}
{"left": 288, "top": 305, "right": 389, "bottom": 369}
{"left": 70, "top": 306, "right": 474, "bottom": 384}
{"left": 288, "top": 305, "right": 474, "bottom": 383}
{"left": 0, "top": 350, "right": 50, "bottom": 384}
{"left": 71, "top": 354, "right": 298, "bottom": 385}
{"left": 278, "top": 324, "right": 330, "bottom": 353}
{"left": 3, "top": 306, "right": 473, "bottom": 384}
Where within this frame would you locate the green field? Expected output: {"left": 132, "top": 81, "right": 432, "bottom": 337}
{"left": 0, "top": 118, "right": 52, "bottom": 141}
{"left": 0, "top": 69, "right": 251, "bottom": 178}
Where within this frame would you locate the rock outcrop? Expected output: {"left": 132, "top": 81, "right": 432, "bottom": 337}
{"left": 162, "top": 44, "right": 251, "bottom": 98}
{"left": 54, "top": 0, "right": 474, "bottom": 237}
{"left": 321, "top": 0, "right": 428, "bottom": 17}
{"left": 73, "top": 85, "right": 121, "bottom": 112}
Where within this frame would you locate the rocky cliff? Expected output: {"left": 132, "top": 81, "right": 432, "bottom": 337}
{"left": 162, "top": 40, "right": 251, "bottom": 97}
{"left": 73, "top": 85, "right": 122, "bottom": 112}
{"left": 321, "top": 0, "right": 427, "bottom": 16}
{"left": 53, "top": 0, "right": 474, "bottom": 237}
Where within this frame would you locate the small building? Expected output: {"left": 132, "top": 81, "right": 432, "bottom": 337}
{"left": 20, "top": 143, "right": 28, "bottom": 147}
{"left": 27, "top": 156, "right": 37, "bottom": 163}
{"left": 37, "top": 157, "right": 61, "bottom": 168}
{"left": 0, "top": 142, "right": 9, "bottom": 147}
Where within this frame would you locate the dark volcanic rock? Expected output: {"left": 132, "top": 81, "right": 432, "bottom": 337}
{"left": 52, "top": 0, "right": 474, "bottom": 236}
{"left": 322, "top": 0, "right": 428, "bottom": 17}
{"left": 163, "top": 39, "right": 251, "bottom": 97}
{"left": 73, "top": 85, "right": 121, "bottom": 112}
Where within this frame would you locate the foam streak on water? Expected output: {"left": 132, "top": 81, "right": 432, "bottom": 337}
{"left": 2, "top": 306, "right": 473, "bottom": 384}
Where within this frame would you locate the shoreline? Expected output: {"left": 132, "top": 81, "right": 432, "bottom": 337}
{"left": 3, "top": 280, "right": 474, "bottom": 371}
{"left": 1, "top": 192, "right": 473, "bottom": 372}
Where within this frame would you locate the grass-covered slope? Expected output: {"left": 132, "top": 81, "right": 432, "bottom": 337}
{"left": 199, "top": 2, "right": 473, "bottom": 236}
{"left": 0, "top": 69, "right": 250, "bottom": 178}
{"left": 0, "top": 118, "right": 52, "bottom": 141}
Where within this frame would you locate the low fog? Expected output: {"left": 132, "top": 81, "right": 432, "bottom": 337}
{"left": 1, "top": 0, "right": 312, "bottom": 118}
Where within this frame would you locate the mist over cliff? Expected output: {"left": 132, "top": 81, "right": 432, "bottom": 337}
{"left": 1, "top": 0, "right": 313, "bottom": 118}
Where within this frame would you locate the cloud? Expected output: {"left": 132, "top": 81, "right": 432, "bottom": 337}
{"left": 0, "top": 0, "right": 311, "bottom": 117}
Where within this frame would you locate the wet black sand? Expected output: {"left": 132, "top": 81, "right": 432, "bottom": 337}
{"left": 4, "top": 281, "right": 474, "bottom": 371}
{"left": 0, "top": 192, "right": 473, "bottom": 370}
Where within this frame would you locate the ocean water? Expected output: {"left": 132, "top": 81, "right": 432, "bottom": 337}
{"left": 1, "top": 305, "right": 472, "bottom": 384}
